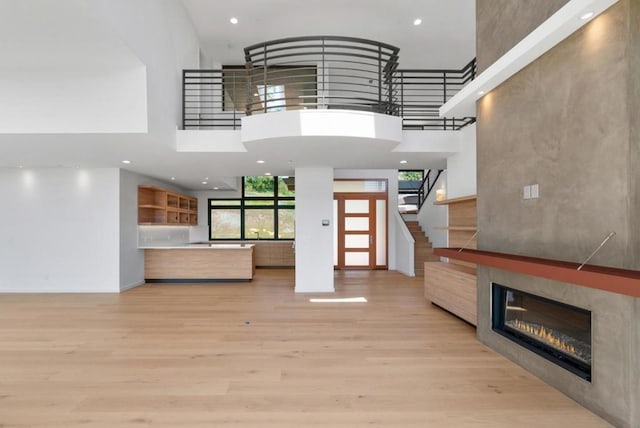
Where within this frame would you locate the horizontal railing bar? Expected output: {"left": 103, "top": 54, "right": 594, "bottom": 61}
{"left": 247, "top": 43, "right": 398, "bottom": 60}
{"left": 244, "top": 35, "right": 399, "bottom": 56}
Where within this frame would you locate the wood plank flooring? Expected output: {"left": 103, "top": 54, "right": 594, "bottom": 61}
{"left": 0, "top": 270, "right": 609, "bottom": 427}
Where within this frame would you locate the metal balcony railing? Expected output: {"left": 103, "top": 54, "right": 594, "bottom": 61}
{"left": 182, "top": 36, "right": 476, "bottom": 130}
{"left": 244, "top": 36, "right": 399, "bottom": 116}
{"left": 396, "top": 59, "right": 477, "bottom": 130}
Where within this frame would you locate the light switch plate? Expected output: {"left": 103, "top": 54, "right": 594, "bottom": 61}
{"left": 531, "top": 184, "right": 539, "bottom": 199}
{"left": 523, "top": 185, "right": 531, "bottom": 199}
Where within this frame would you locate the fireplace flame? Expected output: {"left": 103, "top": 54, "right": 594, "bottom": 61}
{"left": 512, "top": 319, "right": 577, "bottom": 356}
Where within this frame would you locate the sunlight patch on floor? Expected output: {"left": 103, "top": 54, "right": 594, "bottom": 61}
{"left": 309, "top": 297, "right": 367, "bottom": 303}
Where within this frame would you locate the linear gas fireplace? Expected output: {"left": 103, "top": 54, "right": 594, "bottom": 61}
{"left": 492, "top": 283, "right": 592, "bottom": 381}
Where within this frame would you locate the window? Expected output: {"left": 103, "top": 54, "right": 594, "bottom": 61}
{"left": 223, "top": 65, "right": 317, "bottom": 113}
{"left": 208, "top": 176, "right": 295, "bottom": 240}
{"left": 256, "top": 84, "right": 286, "bottom": 112}
{"left": 398, "top": 170, "right": 424, "bottom": 194}
{"left": 222, "top": 67, "right": 247, "bottom": 112}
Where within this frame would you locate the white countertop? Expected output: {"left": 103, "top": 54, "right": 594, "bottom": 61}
{"left": 140, "top": 243, "right": 255, "bottom": 250}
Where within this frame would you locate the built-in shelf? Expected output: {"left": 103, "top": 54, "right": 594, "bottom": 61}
{"left": 434, "top": 248, "right": 640, "bottom": 298}
{"left": 138, "top": 185, "right": 197, "bottom": 226}
{"left": 433, "top": 195, "right": 477, "bottom": 255}
{"left": 434, "top": 195, "right": 477, "bottom": 205}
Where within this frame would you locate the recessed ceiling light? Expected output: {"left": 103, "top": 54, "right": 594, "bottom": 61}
{"left": 580, "top": 12, "right": 594, "bottom": 20}
{"left": 170, "top": 177, "right": 176, "bottom": 180}
{"left": 256, "top": 160, "right": 265, "bottom": 164}
{"left": 205, "top": 177, "right": 209, "bottom": 180}
{"left": 400, "top": 160, "right": 408, "bottom": 164}
{"left": 253, "top": 92, "right": 259, "bottom": 97}
{"left": 264, "top": 172, "right": 272, "bottom": 176}
{"left": 230, "top": 17, "right": 238, "bottom": 24}
{"left": 202, "top": 181, "right": 208, "bottom": 185}
{"left": 213, "top": 187, "right": 219, "bottom": 190}
{"left": 121, "top": 160, "right": 131, "bottom": 164}
{"left": 413, "top": 18, "right": 422, "bottom": 26}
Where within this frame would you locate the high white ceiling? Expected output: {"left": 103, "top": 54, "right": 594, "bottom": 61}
{"left": 0, "top": 0, "right": 475, "bottom": 191}
{"left": 183, "top": 0, "right": 476, "bottom": 69}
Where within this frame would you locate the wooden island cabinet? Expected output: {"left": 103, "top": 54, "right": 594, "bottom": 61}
{"left": 144, "top": 244, "right": 255, "bottom": 281}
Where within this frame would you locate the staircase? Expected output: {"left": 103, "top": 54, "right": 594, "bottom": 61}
{"left": 405, "top": 221, "right": 440, "bottom": 276}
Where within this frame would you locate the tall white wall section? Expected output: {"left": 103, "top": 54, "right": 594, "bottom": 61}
{"left": 295, "top": 167, "right": 335, "bottom": 293}
{"left": 446, "top": 124, "right": 477, "bottom": 198}
{"left": 0, "top": 168, "right": 120, "bottom": 292}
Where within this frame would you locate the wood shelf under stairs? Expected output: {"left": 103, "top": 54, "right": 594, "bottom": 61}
{"left": 405, "top": 221, "right": 440, "bottom": 276}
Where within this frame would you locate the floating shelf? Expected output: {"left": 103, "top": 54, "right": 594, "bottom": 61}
{"left": 433, "top": 226, "right": 477, "bottom": 231}
{"left": 434, "top": 248, "right": 640, "bottom": 298}
{"left": 434, "top": 195, "right": 476, "bottom": 205}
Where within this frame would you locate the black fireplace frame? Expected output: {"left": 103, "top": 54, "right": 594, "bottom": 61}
{"left": 491, "top": 283, "right": 592, "bottom": 382}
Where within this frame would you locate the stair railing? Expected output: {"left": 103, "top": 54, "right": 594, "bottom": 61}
{"left": 417, "top": 169, "right": 443, "bottom": 209}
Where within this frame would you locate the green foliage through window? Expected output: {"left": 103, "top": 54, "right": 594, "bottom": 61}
{"left": 209, "top": 176, "right": 295, "bottom": 240}
{"left": 398, "top": 170, "right": 423, "bottom": 181}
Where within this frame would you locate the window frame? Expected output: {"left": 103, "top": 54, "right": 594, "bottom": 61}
{"left": 208, "top": 176, "right": 295, "bottom": 241}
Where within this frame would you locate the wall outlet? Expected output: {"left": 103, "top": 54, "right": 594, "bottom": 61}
{"left": 523, "top": 185, "right": 531, "bottom": 200}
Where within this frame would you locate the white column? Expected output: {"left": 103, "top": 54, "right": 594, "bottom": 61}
{"left": 294, "top": 167, "right": 334, "bottom": 293}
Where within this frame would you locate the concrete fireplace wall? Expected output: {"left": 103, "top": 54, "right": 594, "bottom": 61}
{"left": 477, "top": 270, "right": 639, "bottom": 427}
{"left": 476, "top": 0, "right": 569, "bottom": 72}
{"left": 476, "top": 1, "right": 640, "bottom": 426}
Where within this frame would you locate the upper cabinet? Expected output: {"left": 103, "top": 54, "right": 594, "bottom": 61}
{"left": 138, "top": 185, "right": 197, "bottom": 225}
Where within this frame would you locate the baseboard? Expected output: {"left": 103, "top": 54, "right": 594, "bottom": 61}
{"left": 396, "top": 268, "right": 415, "bottom": 277}
{"left": 120, "top": 280, "right": 145, "bottom": 292}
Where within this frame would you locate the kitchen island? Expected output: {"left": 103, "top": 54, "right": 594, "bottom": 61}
{"left": 143, "top": 244, "right": 255, "bottom": 282}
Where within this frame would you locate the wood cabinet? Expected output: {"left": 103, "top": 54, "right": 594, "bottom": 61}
{"left": 425, "top": 195, "right": 478, "bottom": 325}
{"left": 424, "top": 262, "right": 477, "bottom": 325}
{"left": 144, "top": 246, "right": 254, "bottom": 281}
{"left": 138, "top": 185, "right": 198, "bottom": 225}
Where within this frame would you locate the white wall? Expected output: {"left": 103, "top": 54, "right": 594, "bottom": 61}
{"left": 446, "top": 124, "right": 477, "bottom": 198}
{"left": 416, "top": 125, "right": 476, "bottom": 248}
{"left": 87, "top": 0, "right": 201, "bottom": 135}
{"left": 334, "top": 169, "right": 399, "bottom": 270}
{"left": 0, "top": 168, "right": 120, "bottom": 292}
{"left": 242, "top": 110, "right": 403, "bottom": 143}
{"left": 0, "top": 67, "right": 147, "bottom": 134}
{"left": 295, "top": 167, "right": 334, "bottom": 293}
{"left": 0, "top": 0, "right": 148, "bottom": 134}
{"left": 417, "top": 171, "right": 448, "bottom": 248}
{"left": 393, "top": 211, "right": 415, "bottom": 276}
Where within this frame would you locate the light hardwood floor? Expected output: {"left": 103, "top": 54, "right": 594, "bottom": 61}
{"left": 0, "top": 270, "right": 609, "bottom": 427}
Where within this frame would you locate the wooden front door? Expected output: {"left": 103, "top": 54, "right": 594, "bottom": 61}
{"left": 334, "top": 194, "right": 386, "bottom": 269}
